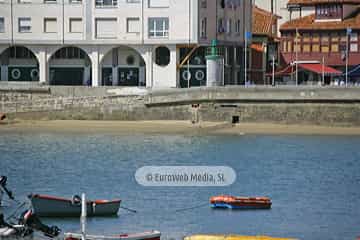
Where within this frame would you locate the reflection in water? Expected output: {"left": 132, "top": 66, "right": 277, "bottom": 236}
{"left": 1, "top": 133, "right": 360, "bottom": 240}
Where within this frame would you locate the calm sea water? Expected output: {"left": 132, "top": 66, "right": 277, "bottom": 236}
{"left": 1, "top": 131, "right": 360, "bottom": 240}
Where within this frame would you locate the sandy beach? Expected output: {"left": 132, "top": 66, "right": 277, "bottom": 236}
{"left": 1, "top": 120, "right": 360, "bottom": 135}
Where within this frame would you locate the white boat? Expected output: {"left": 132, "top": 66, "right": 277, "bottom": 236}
{"left": 64, "top": 194, "right": 161, "bottom": 240}
{"left": 64, "top": 230, "right": 161, "bottom": 240}
{"left": 29, "top": 194, "right": 121, "bottom": 217}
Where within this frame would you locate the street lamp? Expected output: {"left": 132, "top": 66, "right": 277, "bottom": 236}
{"left": 346, "top": 27, "right": 352, "bottom": 87}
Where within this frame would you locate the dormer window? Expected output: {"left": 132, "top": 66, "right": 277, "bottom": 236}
{"left": 316, "top": 4, "right": 342, "bottom": 20}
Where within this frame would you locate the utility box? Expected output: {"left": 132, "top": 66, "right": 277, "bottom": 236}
{"left": 206, "top": 40, "right": 224, "bottom": 87}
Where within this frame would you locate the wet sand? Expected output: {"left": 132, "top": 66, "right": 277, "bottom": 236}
{"left": 1, "top": 120, "right": 360, "bottom": 136}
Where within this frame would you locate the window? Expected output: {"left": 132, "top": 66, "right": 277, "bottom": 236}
{"left": 44, "top": 18, "right": 57, "bottom": 33}
{"left": 331, "top": 33, "right": 339, "bottom": 42}
{"left": 303, "top": 33, "right": 310, "bottom": 42}
{"left": 287, "top": 41, "right": 292, "bottom": 52}
{"left": 69, "top": 0, "right": 82, "bottom": 3}
{"left": 226, "top": 19, "right": 232, "bottom": 35}
{"left": 283, "top": 41, "right": 287, "bottom": 53}
{"left": 148, "top": 18, "right": 169, "bottom": 38}
{"left": 148, "top": 0, "right": 169, "bottom": 8}
{"left": 10, "top": 46, "right": 34, "bottom": 59}
{"left": 18, "top": 0, "right": 31, "bottom": 3}
{"left": 321, "top": 45, "right": 329, "bottom": 53}
{"left": 126, "top": 55, "right": 135, "bottom": 65}
{"left": 235, "top": 19, "right": 240, "bottom": 34}
{"left": 303, "top": 44, "right": 311, "bottom": 52}
{"left": 53, "top": 47, "right": 85, "bottom": 59}
{"left": 217, "top": 18, "right": 224, "bottom": 33}
{"left": 127, "top": 18, "right": 140, "bottom": 33}
{"left": 350, "top": 43, "right": 358, "bottom": 52}
{"left": 331, "top": 44, "right": 339, "bottom": 52}
{"left": 200, "top": 0, "right": 207, "bottom": 8}
{"left": 312, "top": 44, "right": 320, "bottom": 52}
{"left": 127, "top": 0, "right": 140, "bottom": 2}
{"left": 95, "top": 0, "right": 117, "bottom": 7}
{"left": 155, "top": 46, "right": 170, "bottom": 66}
{"left": 95, "top": 18, "right": 117, "bottom": 39}
{"left": 350, "top": 32, "right": 358, "bottom": 42}
{"left": 200, "top": 18, "right": 207, "bottom": 39}
{"left": 312, "top": 34, "right": 320, "bottom": 42}
{"left": 294, "top": 43, "right": 301, "bottom": 53}
{"left": 0, "top": 18, "right": 4, "bottom": 33}
{"left": 44, "top": 0, "right": 57, "bottom": 3}
{"left": 18, "top": 18, "right": 31, "bottom": 33}
{"left": 69, "top": 18, "right": 82, "bottom": 33}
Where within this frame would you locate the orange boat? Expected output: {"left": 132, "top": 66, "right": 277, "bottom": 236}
{"left": 210, "top": 195, "right": 272, "bottom": 210}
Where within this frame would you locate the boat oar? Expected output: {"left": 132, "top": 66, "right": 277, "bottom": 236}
{"left": 120, "top": 206, "right": 137, "bottom": 213}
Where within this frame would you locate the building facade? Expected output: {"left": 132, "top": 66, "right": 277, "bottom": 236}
{"left": 279, "top": 0, "right": 360, "bottom": 85}
{"left": 250, "top": 5, "right": 280, "bottom": 84}
{"left": 0, "top": 0, "right": 251, "bottom": 88}
{"left": 252, "top": 0, "right": 313, "bottom": 31}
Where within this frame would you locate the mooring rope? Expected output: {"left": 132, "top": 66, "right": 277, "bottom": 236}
{"left": 173, "top": 203, "right": 209, "bottom": 213}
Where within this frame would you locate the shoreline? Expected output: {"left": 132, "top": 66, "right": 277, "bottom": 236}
{"left": 1, "top": 120, "right": 360, "bottom": 136}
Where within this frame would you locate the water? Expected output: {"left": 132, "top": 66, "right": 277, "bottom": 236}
{"left": 1, "top": 132, "right": 360, "bottom": 240}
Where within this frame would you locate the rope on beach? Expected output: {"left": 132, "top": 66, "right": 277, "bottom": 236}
{"left": 173, "top": 203, "right": 209, "bottom": 213}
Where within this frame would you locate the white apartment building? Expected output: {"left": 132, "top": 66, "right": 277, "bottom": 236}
{"left": 0, "top": 0, "right": 252, "bottom": 88}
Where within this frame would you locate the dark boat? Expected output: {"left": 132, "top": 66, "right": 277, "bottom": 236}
{"left": 29, "top": 194, "right": 121, "bottom": 217}
{"left": 210, "top": 195, "right": 272, "bottom": 209}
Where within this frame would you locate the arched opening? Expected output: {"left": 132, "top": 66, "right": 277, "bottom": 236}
{"left": 0, "top": 46, "right": 39, "bottom": 82}
{"left": 49, "top": 46, "right": 92, "bottom": 86}
{"left": 100, "top": 46, "right": 146, "bottom": 87}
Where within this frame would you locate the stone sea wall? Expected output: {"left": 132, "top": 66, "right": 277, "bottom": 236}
{"left": 2, "top": 86, "right": 360, "bottom": 126}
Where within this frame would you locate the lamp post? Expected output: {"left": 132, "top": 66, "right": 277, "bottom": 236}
{"left": 272, "top": 55, "right": 275, "bottom": 86}
{"left": 346, "top": 27, "right": 352, "bottom": 87}
{"left": 295, "top": 28, "right": 299, "bottom": 86}
{"left": 322, "top": 56, "right": 325, "bottom": 86}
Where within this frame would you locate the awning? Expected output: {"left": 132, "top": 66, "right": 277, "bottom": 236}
{"left": 299, "top": 64, "right": 341, "bottom": 75}
{"left": 265, "top": 65, "right": 295, "bottom": 77}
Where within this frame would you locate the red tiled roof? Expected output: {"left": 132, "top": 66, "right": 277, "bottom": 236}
{"left": 280, "top": 13, "right": 360, "bottom": 30}
{"left": 252, "top": 5, "right": 280, "bottom": 37}
{"left": 288, "top": 0, "right": 360, "bottom": 6}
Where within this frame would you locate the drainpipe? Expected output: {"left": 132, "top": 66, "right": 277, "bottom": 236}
{"left": 62, "top": 0, "right": 65, "bottom": 45}
{"left": 141, "top": 0, "right": 144, "bottom": 45}
{"left": 10, "top": 0, "right": 13, "bottom": 45}
{"left": 187, "top": 0, "right": 191, "bottom": 88}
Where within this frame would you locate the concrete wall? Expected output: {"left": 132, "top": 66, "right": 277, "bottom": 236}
{"left": 3, "top": 86, "right": 360, "bottom": 126}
